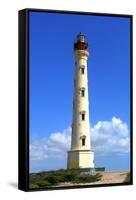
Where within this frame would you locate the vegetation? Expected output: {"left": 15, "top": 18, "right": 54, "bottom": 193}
{"left": 29, "top": 169, "right": 102, "bottom": 189}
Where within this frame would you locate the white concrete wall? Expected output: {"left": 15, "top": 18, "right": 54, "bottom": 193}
{"left": 79, "top": 151, "right": 94, "bottom": 168}
{"left": 67, "top": 150, "right": 94, "bottom": 169}
{"left": 68, "top": 48, "right": 94, "bottom": 169}
{"left": 71, "top": 49, "right": 91, "bottom": 151}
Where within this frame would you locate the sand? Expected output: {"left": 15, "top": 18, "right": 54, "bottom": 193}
{"left": 54, "top": 171, "right": 129, "bottom": 187}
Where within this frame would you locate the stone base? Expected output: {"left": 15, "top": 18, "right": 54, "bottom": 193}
{"left": 67, "top": 149, "right": 94, "bottom": 169}
{"left": 80, "top": 167, "right": 105, "bottom": 173}
{"left": 95, "top": 167, "right": 105, "bottom": 172}
{"left": 79, "top": 167, "right": 95, "bottom": 173}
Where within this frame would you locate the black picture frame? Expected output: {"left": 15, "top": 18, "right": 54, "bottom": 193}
{"left": 18, "top": 8, "right": 133, "bottom": 192}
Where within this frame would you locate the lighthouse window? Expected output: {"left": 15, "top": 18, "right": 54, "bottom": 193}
{"left": 81, "top": 67, "right": 85, "bottom": 74}
{"left": 81, "top": 113, "right": 85, "bottom": 121}
{"left": 82, "top": 138, "right": 85, "bottom": 146}
{"left": 81, "top": 89, "right": 85, "bottom": 97}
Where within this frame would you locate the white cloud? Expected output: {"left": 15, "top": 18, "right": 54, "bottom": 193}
{"left": 30, "top": 127, "right": 71, "bottom": 160}
{"left": 91, "top": 117, "right": 130, "bottom": 155}
{"left": 30, "top": 117, "right": 130, "bottom": 161}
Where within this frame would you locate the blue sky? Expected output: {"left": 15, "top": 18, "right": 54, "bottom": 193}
{"left": 29, "top": 11, "right": 131, "bottom": 172}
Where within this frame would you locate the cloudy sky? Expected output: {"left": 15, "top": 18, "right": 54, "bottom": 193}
{"left": 29, "top": 11, "right": 131, "bottom": 172}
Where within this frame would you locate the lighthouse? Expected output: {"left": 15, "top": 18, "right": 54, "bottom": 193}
{"left": 67, "top": 32, "right": 94, "bottom": 171}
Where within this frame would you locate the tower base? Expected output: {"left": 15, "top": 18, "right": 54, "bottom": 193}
{"left": 67, "top": 149, "right": 94, "bottom": 169}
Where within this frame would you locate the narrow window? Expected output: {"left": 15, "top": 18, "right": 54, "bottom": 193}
{"left": 82, "top": 138, "right": 85, "bottom": 146}
{"left": 81, "top": 89, "right": 85, "bottom": 97}
{"left": 81, "top": 113, "right": 85, "bottom": 121}
{"left": 81, "top": 68, "right": 85, "bottom": 74}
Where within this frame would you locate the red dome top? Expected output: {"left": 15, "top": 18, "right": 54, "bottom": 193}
{"left": 74, "top": 32, "right": 88, "bottom": 51}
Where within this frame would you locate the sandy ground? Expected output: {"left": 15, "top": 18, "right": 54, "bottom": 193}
{"left": 54, "top": 171, "right": 129, "bottom": 187}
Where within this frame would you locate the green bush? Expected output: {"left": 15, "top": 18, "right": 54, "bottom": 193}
{"left": 45, "top": 176, "right": 60, "bottom": 184}
{"left": 73, "top": 173, "right": 102, "bottom": 183}
{"left": 29, "top": 169, "right": 102, "bottom": 188}
{"left": 63, "top": 170, "right": 80, "bottom": 182}
{"left": 36, "top": 180, "right": 51, "bottom": 187}
{"left": 29, "top": 183, "right": 39, "bottom": 189}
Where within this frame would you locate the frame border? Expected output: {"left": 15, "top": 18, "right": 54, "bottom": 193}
{"left": 18, "top": 8, "right": 133, "bottom": 192}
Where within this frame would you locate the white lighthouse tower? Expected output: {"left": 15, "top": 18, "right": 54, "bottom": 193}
{"left": 67, "top": 32, "right": 94, "bottom": 171}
